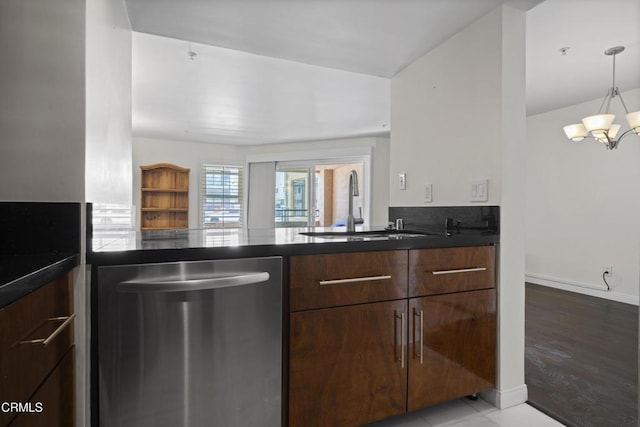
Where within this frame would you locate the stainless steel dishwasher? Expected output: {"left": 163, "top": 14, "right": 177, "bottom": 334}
{"left": 97, "top": 256, "right": 282, "bottom": 427}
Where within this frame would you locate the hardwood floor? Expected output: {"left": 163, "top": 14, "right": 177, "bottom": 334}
{"left": 525, "top": 283, "right": 638, "bottom": 427}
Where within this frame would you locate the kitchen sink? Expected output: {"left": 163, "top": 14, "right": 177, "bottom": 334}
{"left": 299, "top": 230, "right": 435, "bottom": 239}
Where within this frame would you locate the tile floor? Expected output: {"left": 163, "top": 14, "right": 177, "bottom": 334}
{"left": 367, "top": 398, "right": 564, "bottom": 427}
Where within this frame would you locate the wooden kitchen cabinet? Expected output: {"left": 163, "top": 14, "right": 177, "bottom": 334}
{"left": 140, "top": 163, "right": 190, "bottom": 230}
{"left": 0, "top": 273, "right": 75, "bottom": 427}
{"left": 289, "top": 300, "right": 408, "bottom": 427}
{"left": 289, "top": 250, "right": 408, "bottom": 427}
{"left": 407, "top": 246, "right": 496, "bottom": 410}
{"left": 407, "top": 289, "right": 496, "bottom": 411}
{"left": 409, "top": 246, "right": 495, "bottom": 297}
{"left": 288, "top": 246, "right": 497, "bottom": 426}
{"left": 289, "top": 250, "right": 408, "bottom": 311}
{"left": 9, "top": 349, "right": 75, "bottom": 427}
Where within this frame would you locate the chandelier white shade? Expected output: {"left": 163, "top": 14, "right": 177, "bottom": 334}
{"left": 627, "top": 111, "right": 640, "bottom": 133}
{"left": 563, "top": 46, "right": 640, "bottom": 150}
{"left": 562, "top": 123, "right": 587, "bottom": 141}
{"left": 581, "top": 114, "right": 615, "bottom": 132}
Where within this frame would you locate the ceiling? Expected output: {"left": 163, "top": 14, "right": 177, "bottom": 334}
{"left": 126, "top": 0, "right": 640, "bottom": 145}
{"left": 526, "top": 0, "right": 639, "bottom": 115}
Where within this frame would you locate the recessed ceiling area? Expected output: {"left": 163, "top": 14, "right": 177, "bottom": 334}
{"left": 126, "top": 0, "right": 639, "bottom": 145}
{"left": 133, "top": 33, "right": 391, "bottom": 145}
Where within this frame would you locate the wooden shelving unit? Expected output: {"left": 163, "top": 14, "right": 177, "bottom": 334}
{"left": 140, "top": 163, "right": 190, "bottom": 230}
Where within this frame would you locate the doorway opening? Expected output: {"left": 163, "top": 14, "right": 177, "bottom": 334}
{"left": 275, "top": 161, "right": 364, "bottom": 228}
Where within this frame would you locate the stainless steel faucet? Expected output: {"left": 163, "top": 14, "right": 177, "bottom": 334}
{"left": 346, "top": 170, "right": 363, "bottom": 232}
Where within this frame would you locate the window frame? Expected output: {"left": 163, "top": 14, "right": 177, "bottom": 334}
{"left": 200, "top": 163, "right": 245, "bottom": 229}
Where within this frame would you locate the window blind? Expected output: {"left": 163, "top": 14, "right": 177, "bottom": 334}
{"left": 201, "top": 164, "right": 244, "bottom": 228}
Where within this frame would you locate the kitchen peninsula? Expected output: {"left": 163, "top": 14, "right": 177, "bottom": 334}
{"left": 88, "top": 205, "right": 499, "bottom": 427}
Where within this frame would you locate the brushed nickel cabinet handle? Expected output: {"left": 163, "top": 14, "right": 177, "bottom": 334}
{"left": 319, "top": 275, "right": 391, "bottom": 286}
{"left": 401, "top": 311, "right": 405, "bottom": 369}
{"left": 431, "top": 267, "right": 487, "bottom": 275}
{"left": 394, "top": 310, "right": 399, "bottom": 363}
{"left": 19, "top": 313, "right": 76, "bottom": 347}
{"left": 413, "top": 308, "right": 424, "bottom": 364}
{"left": 394, "top": 310, "right": 405, "bottom": 368}
{"left": 418, "top": 309, "right": 424, "bottom": 364}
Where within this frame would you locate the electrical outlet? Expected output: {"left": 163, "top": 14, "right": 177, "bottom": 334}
{"left": 603, "top": 265, "right": 613, "bottom": 275}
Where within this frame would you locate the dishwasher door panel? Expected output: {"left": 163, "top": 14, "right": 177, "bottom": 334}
{"left": 97, "top": 256, "right": 282, "bottom": 427}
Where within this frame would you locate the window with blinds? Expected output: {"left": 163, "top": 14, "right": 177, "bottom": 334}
{"left": 201, "top": 164, "right": 244, "bottom": 228}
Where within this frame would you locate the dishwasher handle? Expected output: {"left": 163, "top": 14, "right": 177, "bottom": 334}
{"left": 117, "top": 272, "right": 270, "bottom": 293}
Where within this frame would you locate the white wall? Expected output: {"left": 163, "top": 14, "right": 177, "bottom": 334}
{"left": 0, "top": 0, "right": 86, "bottom": 201}
{"left": 496, "top": 5, "right": 527, "bottom": 408}
{"left": 134, "top": 135, "right": 391, "bottom": 229}
{"left": 370, "top": 136, "right": 391, "bottom": 225}
{"left": 390, "top": 5, "right": 528, "bottom": 408}
{"left": 526, "top": 88, "right": 640, "bottom": 304}
{"left": 78, "top": 2, "right": 132, "bottom": 426}
{"left": 390, "top": 13, "right": 501, "bottom": 207}
{"left": 85, "top": 0, "right": 133, "bottom": 204}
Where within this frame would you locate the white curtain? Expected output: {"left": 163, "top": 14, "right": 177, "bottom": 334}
{"left": 247, "top": 161, "right": 276, "bottom": 229}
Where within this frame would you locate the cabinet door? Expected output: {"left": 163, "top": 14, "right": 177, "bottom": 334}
{"left": 0, "top": 275, "right": 74, "bottom": 427}
{"left": 9, "top": 348, "right": 75, "bottom": 427}
{"left": 289, "top": 300, "right": 408, "bottom": 427}
{"left": 408, "top": 290, "right": 496, "bottom": 411}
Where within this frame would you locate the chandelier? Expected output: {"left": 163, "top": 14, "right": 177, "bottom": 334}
{"left": 563, "top": 46, "right": 640, "bottom": 150}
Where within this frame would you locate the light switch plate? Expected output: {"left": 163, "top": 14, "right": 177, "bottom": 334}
{"left": 470, "top": 179, "right": 488, "bottom": 202}
{"left": 399, "top": 173, "right": 406, "bottom": 190}
{"left": 424, "top": 183, "right": 432, "bottom": 203}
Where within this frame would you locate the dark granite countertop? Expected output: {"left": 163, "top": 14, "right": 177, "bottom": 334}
{"left": 88, "top": 226, "right": 499, "bottom": 266}
{"left": 0, "top": 253, "right": 80, "bottom": 309}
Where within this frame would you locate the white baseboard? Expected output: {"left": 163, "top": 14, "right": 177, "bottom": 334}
{"left": 481, "top": 384, "right": 528, "bottom": 409}
{"left": 526, "top": 273, "right": 639, "bottom": 306}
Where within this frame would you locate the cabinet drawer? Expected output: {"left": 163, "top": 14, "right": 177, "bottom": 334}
{"left": 409, "top": 246, "right": 495, "bottom": 297}
{"left": 0, "top": 274, "right": 74, "bottom": 427}
{"left": 290, "top": 251, "right": 408, "bottom": 311}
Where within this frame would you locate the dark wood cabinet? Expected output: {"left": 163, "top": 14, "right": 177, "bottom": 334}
{"left": 407, "top": 246, "right": 496, "bottom": 410}
{"left": 288, "top": 246, "right": 497, "bottom": 426}
{"left": 409, "top": 246, "right": 495, "bottom": 296}
{"left": 289, "top": 300, "right": 407, "bottom": 427}
{"left": 0, "top": 274, "right": 75, "bottom": 427}
{"left": 9, "top": 349, "right": 75, "bottom": 427}
{"left": 289, "top": 250, "right": 408, "bottom": 311}
{"left": 408, "top": 289, "right": 496, "bottom": 411}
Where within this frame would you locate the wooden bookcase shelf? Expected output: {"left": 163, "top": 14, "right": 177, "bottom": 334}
{"left": 141, "top": 188, "right": 189, "bottom": 193}
{"left": 140, "top": 163, "right": 190, "bottom": 230}
{"left": 141, "top": 207, "right": 189, "bottom": 212}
